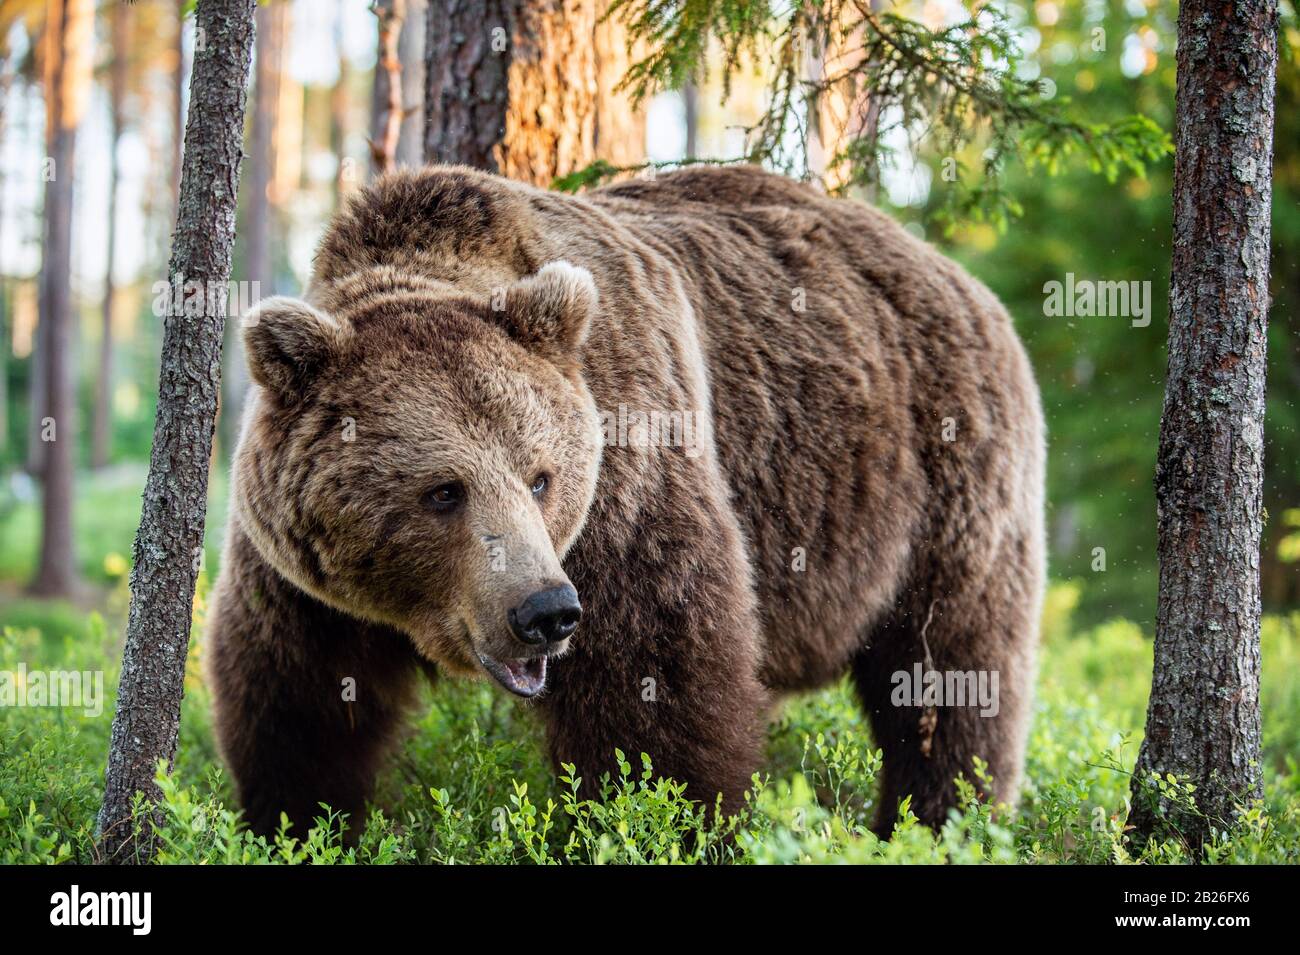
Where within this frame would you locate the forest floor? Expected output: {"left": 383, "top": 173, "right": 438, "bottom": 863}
{"left": 1, "top": 467, "right": 1298, "bottom": 863}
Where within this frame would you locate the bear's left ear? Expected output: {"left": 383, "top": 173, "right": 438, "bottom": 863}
{"left": 242, "top": 295, "right": 352, "bottom": 399}
{"left": 498, "top": 261, "right": 597, "bottom": 358}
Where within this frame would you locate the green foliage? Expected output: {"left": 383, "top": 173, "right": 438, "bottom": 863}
{"left": 0, "top": 463, "right": 228, "bottom": 586}
{"left": 595, "top": 0, "right": 1170, "bottom": 229}
{"left": 1278, "top": 509, "right": 1300, "bottom": 563}
{"left": 151, "top": 769, "right": 412, "bottom": 865}
{"left": 552, "top": 156, "right": 741, "bottom": 193}
{"left": 911, "top": 0, "right": 1300, "bottom": 627}
{"left": 2, "top": 585, "right": 1298, "bottom": 864}
{"left": 610, "top": 0, "right": 775, "bottom": 98}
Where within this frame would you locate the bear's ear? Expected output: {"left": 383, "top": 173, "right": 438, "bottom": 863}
{"left": 499, "top": 261, "right": 597, "bottom": 358}
{"left": 242, "top": 296, "right": 351, "bottom": 397}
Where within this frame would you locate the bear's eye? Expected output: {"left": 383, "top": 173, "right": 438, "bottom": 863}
{"left": 530, "top": 473, "right": 549, "bottom": 497}
{"left": 422, "top": 482, "right": 464, "bottom": 513}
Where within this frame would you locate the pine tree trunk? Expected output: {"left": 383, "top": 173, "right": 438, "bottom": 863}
{"left": 806, "top": 1, "right": 882, "bottom": 194}
{"left": 221, "top": 0, "right": 281, "bottom": 453}
{"left": 26, "top": 302, "right": 47, "bottom": 476}
{"left": 97, "top": 0, "right": 257, "bottom": 865}
{"left": 330, "top": 0, "right": 352, "bottom": 201}
{"left": 173, "top": 0, "right": 186, "bottom": 217}
{"left": 592, "top": 5, "right": 644, "bottom": 167}
{"left": 369, "top": 0, "right": 406, "bottom": 175}
{"left": 423, "top": 0, "right": 598, "bottom": 185}
{"left": 396, "top": 0, "right": 426, "bottom": 167}
{"left": 422, "top": 0, "right": 642, "bottom": 182}
{"left": 682, "top": 82, "right": 698, "bottom": 161}
{"left": 31, "top": 0, "right": 91, "bottom": 598}
{"left": 92, "top": 0, "right": 129, "bottom": 471}
{"left": 1128, "top": 0, "right": 1277, "bottom": 853}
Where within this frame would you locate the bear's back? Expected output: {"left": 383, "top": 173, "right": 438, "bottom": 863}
{"left": 584, "top": 166, "right": 1042, "bottom": 690}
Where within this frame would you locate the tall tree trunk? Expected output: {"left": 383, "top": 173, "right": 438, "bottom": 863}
{"left": 1128, "top": 0, "right": 1277, "bottom": 854}
{"left": 424, "top": 0, "right": 599, "bottom": 186}
{"left": 422, "top": 0, "right": 641, "bottom": 182}
{"left": 93, "top": 0, "right": 129, "bottom": 470}
{"left": 221, "top": 0, "right": 281, "bottom": 453}
{"left": 26, "top": 304, "right": 47, "bottom": 475}
{"left": 806, "top": 2, "right": 881, "bottom": 194}
{"left": 592, "top": 3, "right": 644, "bottom": 167}
{"left": 23, "top": 50, "right": 45, "bottom": 476}
{"left": 31, "top": 0, "right": 92, "bottom": 598}
{"left": 173, "top": 0, "right": 186, "bottom": 219}
{"left": 369, "top": 0, "right": 406, "bottom": 175}
{"left": 396, "top": 0, "right": 425, "bottom": 167}
{"left": 97, "top": 0, "right": 257, "bottom": 866}
{"left": 682, "top": 82, "right": 698, "bottom": 161}
{"left": 330, "top": 0, "right": 352, "bottom": 200}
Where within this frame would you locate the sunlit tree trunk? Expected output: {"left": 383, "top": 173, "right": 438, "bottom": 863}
{"left": 330, "top": 0, "right": 352, "bottom": 201}
{"left": 424, "top": 0, "right": 595, "bottom": 185}
{"left": 806, "top": 0, "right": 882, "bottom": 195}
{"left": 31, "top": 0, "right": 92, "bottom": 598}
{"left": 423, "top": 0, "right": 642, "bottom": 183}
{"left": 1128, "top": 0, "right": 1277, "bottom": 854}
{"left": 98, "top": 0, "right": 257, "bottom": 865}
{"left": 396, "top": 0, "right": 425, "bottom": 167}
{"left": 92, "top": 0, "right": 129, "bottom": 470}
{"left": 369, "top": 0, "right": 406, "bottom": 175}
{"left": 592, "top": 4, "right": 644, "bottom": 167}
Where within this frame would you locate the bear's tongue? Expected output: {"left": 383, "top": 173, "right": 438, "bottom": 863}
{"left": 485, "top": 655, "right": 548, "bottom": 697}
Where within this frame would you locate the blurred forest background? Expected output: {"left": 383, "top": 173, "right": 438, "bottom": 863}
{"left": 0, "top": 0, "right": 1296, "bottom": 633}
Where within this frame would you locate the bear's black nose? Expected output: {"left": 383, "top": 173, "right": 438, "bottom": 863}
{"left": 509, "top": 585, "right": 582, "bottom": 647}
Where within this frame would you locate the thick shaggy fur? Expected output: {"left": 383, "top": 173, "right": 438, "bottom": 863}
{"left": 207, "top": 165, "right": 1045, "bottom": 837}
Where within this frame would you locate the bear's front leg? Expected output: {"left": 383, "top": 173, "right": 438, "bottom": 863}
{"left": 206, "top": 527, "right": 423, "bottom": 840}
{"left": 540, "top": 480, "right": 768, "bottom": 819}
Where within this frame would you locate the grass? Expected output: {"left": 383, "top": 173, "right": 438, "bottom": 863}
{"left": 0, "top": 463, "right": 228, "bottom": 590}
{"left": 3, "top": 600, "right": 1298, "bottom": 864}
{"left": 1, "top": 471, "right": 1298, "bottom": 864}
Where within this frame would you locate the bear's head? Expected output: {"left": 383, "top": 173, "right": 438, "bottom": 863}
{"left": 233, "top": 261, "right": 603, "bottom": 698}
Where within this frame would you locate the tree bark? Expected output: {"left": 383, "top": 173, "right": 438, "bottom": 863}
{"left": 396, "top": 0, "right": 426, "bottom": 167}
{"left": 422, "top": 0, "right": 643, "bottom": 182}
{"left": 682, "top": 82, "right": 698, "bottom": 161}
{"left": 592, "top": 4, "right": 644, "bottom": 167}
{"left": 807, "top": 1, "right": 882, "bottom": 194}
{"left": 31, "top": 0, "right": 91, "bottom": 598}
{"left": 97, "top": 0, "right": 257, "bottom": 865}
{"left": 26, "top": 300, "right": 47, "bottom": 476}
{"left": 369, "top": 0, "right": 406, "bottom": 175}
{"left": 93, "top": 0, "right": 129, "bottom": 470}
{"left": 424, "top": 0, "right": 600, "bottom": 186}
{"left": 221, "top": 0, "right": 281, "bottom": 454}
{"left": 331, "top": 0, "right": 352, "bottom": 200}
{"left": 1128, "top": 0, "right": 1277, "bottom": 853}
{"left": 173, "top": 0, "right": 186, "bottom": 219}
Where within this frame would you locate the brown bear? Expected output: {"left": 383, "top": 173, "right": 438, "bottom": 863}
{"left": 206, "top": 164, "right": 1045, "bottom": 840}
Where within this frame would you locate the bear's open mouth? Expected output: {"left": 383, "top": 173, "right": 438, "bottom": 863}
{"left": 479, "top": 654, "right": 548, "bottom": 698}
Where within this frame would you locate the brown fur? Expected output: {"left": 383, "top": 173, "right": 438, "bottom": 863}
{"left": 206, "top": 165, "right": 1045, "bottom": 838}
